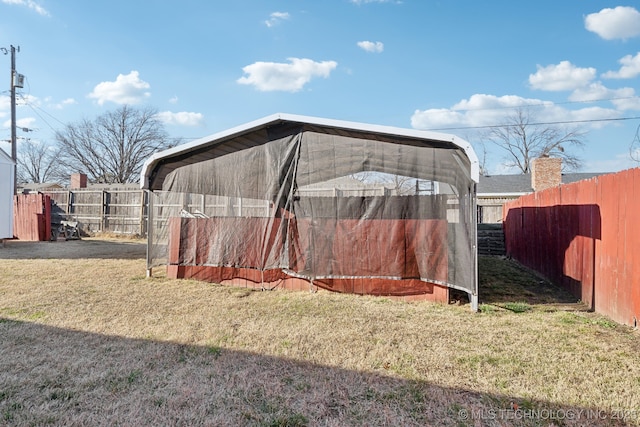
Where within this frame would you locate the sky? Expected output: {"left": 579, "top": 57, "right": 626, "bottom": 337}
{"left": 1, "top": 0, "right": 640, "bottom": 176}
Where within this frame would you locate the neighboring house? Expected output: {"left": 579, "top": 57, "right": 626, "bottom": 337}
{"left": 0, "top": 148, "right": 15, "bottom": 239}
{"left": 81, "top": 183, "right": 141, "bottom": 191}
{"left": 477, "top": 157, "right": 606, "bottom": 223}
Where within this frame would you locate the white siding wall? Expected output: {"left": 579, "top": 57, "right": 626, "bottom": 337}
{"left": 0, "top": 155, "right": 14, "bottom": 239}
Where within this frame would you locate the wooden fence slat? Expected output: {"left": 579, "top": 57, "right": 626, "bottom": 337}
{"left": 13, "top": 193, "right": 50, "bottom": 241}
{"left": 503, "top": 167, "right": 640, "bottom": 327}
{"left": 632, "top": 169, "right": 640, "bottom": 326}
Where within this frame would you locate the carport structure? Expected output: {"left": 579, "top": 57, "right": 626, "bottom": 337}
{"left": 141, "top": 114, "right": 480, "bottom": 308}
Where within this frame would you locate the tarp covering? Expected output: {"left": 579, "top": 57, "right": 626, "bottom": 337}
{"left": 144, "top": 116, "right": 477, "bottom": 297}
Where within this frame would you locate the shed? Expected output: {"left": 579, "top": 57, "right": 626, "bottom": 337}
{"left": 0, "top": 148, "right": 15, "bottom": 239}
{"left": 141, "top": 114, "right": 480, "bottom": 308}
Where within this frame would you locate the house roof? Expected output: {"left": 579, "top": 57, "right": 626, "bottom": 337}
{"left": 84, "top": 183, "right": 140, "bottom": 191}
{"left": 17, "top": 182, "right": 63, "bottom": 192}
{"left": 140, "top": 113, "right": 480, "bottom": 191}
{"left": 478, "top": 172, "right": 608, "bottom": 195}
{"left": 0, "top": 148, "right": 14, "bottom": 165}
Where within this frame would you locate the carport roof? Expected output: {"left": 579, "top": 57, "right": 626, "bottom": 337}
{"left": 140, "top": 113, "right": 480, "bottom": 190}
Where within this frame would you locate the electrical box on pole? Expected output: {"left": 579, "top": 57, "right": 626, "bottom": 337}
{"left": 13, "top": 72, "right": 24, "bottom": 88}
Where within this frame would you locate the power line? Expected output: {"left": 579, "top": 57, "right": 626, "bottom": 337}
{"left": 18, "top": 93, "right": 67, "bottom": 131}
{"left": 427, "top": 115, "right": 640, "bottom": 131}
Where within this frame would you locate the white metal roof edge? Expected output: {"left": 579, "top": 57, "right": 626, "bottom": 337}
{"left": 140, "top": 113, "right": 480, "bottom": 188}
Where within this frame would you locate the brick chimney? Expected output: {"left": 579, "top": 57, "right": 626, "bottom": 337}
{"left": 70, "top": 173, "right": 88, "bottom": 189}
{"left": 531, "top": 157, "right": 561, "bottom": 192}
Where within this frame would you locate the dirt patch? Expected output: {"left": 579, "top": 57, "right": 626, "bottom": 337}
{"left": 0, "top": 237, "right": 146, "bottom": 260}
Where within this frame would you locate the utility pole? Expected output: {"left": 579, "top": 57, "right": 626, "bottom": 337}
{"left": 2, "top": 45, "right": 20, "bottom": 195}
{"left": 10, "top": 45, "right": 18, "bottom": 196}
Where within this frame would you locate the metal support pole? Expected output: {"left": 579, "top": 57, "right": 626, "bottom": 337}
{"left": 471, "top": 183, "right": 479, "bottom": 312}
{"left": 146, "top": 190, "right": 154, "bottom": 278}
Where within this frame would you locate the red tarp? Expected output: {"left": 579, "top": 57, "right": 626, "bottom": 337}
{"left": 167, "top": 216, "right": 449, "bottom": 299}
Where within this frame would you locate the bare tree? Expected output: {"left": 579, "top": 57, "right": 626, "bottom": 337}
{"left": 630, "top": 124, "right": 640, "bottom": 163}
{"left": 485, "top": 108, "right": 586, "bottom": 173}
{"left": 473, "top": 140, "right": 490, "bottom": 176}
{"left": 55, "top": 105, "right": 171, "bottom": 184}
{"left": 16, "top": 139, "right": 64, "bottom": 184}
{"left": 350, "top": 171, "right": 415, "bottom": 195}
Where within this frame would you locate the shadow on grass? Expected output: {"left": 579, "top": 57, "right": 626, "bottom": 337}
{"left": 0, "top": 318, "right": 632, "bottom": 427}
{"left": 0, "top": 238, "right": 146, "bottom": 260}
{"left": 477, "top": 255, "right": 586, "bottom": 310}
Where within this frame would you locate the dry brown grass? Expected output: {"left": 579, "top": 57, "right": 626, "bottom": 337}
{"left": 0, "top": 239, "right": 639, "bottom": 426}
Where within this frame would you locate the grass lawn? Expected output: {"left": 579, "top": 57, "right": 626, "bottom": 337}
{"left": 0, "top": 238, "right": 638, "bottom": 426}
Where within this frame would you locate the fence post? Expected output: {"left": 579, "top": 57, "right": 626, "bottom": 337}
{"left": 66, "top": 190, "right": 71, "bottom": 217}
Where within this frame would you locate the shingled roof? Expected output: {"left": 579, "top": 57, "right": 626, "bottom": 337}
{"left": 477, "top": 172, "right": 606, "bottom": 195}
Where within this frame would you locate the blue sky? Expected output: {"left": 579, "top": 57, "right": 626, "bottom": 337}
{"left": 1, "top": 0, "right": 640, "bottom": 175}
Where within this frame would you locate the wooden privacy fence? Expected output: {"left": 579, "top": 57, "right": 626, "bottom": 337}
{"left": 502, "top": 167, "right": 640, "bottom": 327}
{"left": 35, "top": 190, "right": 274, "bottom": 236}
{"left": 40, "top": 189, "right": 148, "bottom": 236}
{"left": 13, "top": 193, "right": 52, "bottom": 241}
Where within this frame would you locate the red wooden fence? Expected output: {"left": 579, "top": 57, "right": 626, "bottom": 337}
{"left": 13, "top": 193, "right": 52, "bottom": 241}
{"left": 503, "top": 167, "right": 640, "bottom": 327}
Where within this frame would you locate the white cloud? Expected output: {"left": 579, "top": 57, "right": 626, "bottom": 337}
{"left": 611, "top": 94, "right": 640, "bottom": 111}
{"left": 568, "top": 82, "right": 639, "bottom": 109}
{"left": 3, "top": 116, "right": 36, "bottom": 130}
{"left": 568, "top": 82, "right": 615, "bottom": 102}
{"left": 16, "top": 117, "right": 35, "bottom": 129}
{"left": 1, "top": 0, "right": 49, "bottom": 16}
{"left": 88, "top": 71, "right": 151, "bottom": 105}
{"left": 0, "top": 95, "right": 9, "bottom": 117}
{"left": 49, "top": 98, "right": 77, "bottom": 110}
{"left": 412, "top": 94, "right": 548, "bottom": 130}
{"left": 357, "top": 41, "right": 384, "bottom": 53}
{"left": 564, "top": 106, "right": 622, "bottom": 129}
{"left": 1, "top": 93, "right": 43, "bottom": 130}
{"left": 237, "top": 58, "right": 338, "bottom": 92}
{"left": 602, "top": 52, "right": 640, "bottom": 79}
{"left": 156, "top": 111, "right": 204, "bottom": 127}
{"left": 15, "top": 93, "right": 40, "bottom": 107}
{"left": 583, "top": 151, "right": 639, "bottom": 172}
{"left": 410, "top": 93, "right": 621, "bottom": 131}
{"left": 585, "top": 6, "right": 640, "bottom": 40}
{"left": 265, "top": 11, "right": 290, "bottom": 27}
{"left": 529, "top": 61, "right": 596, "bottom": 91}
{"left": 169, "top": 96, "right": 179, "bottom": 104}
